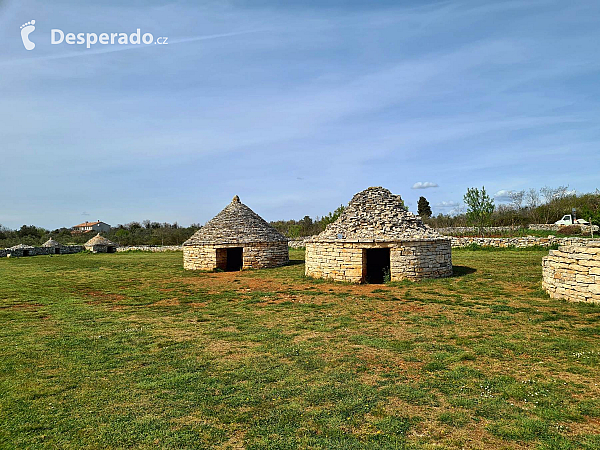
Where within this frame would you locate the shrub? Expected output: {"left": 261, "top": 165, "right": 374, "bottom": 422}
{"left": 556, "top": 225, "right": 581, "bottom": 235}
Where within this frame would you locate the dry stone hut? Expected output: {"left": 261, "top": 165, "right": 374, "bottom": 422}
{"left": 305, "top": 187, "right": 452, "bottom": 283}
{"left": 84, "top": 234, "right": 118, "bottom": 253}
{"left": 43, "top": 238, "right": 62, "bottom": 254}
{"left": 6, "top": 244, "right": 35, "bottom": 257}
{"left": 542, "top": 241, "right": 600, "bottom": 303}
{"left": 183, "top": 195, "right": 289, "bottom": 271}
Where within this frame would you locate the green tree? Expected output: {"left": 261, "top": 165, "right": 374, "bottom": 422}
{"left": 417, "top": 196, "right": 432, "bottom": 218}
{"left": 464, "top": 186, "right": 495, "bottom": 235}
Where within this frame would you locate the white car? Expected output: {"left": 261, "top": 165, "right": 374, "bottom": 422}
{"left": 554, "top": 215, "right": 590, "bottom": 226}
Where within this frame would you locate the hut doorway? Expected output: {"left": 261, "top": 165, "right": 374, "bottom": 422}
{"left": 54, "top": 248, "right": 61, "bottom": 255}
{"left": 23, "top": 250, "right": 31, "bottom": 257}
{"left": 216, "top": 247, "right": 244, "bottom": 271}
{"left": 225, "top": 247, "right": 243, "bottom": 271}
{"left": 364, "top": 248, "right": 390, "bottom": 284}
{"left": 107, "top": 246, "right": 116, "bottom": 253}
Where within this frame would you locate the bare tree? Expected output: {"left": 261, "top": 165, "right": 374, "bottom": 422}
{"left": 526, "top": 188, "right": 540, "bottom": 209}
{"left": 509, "top": 190, "right": 525, "bottom": 210}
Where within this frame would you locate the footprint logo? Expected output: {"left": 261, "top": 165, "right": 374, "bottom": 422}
{"left": 20, "top": 20, "right": 36, "bottom": 50}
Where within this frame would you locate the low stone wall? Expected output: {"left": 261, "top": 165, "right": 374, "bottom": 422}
{"left": 305, "top": 239, "right": 452, "bottom": 283}
{"left": 117, "top": 245, "right": 183, "bottom": 252}
{"left": 0, "top": 245, "right": 84, "bottom": 258}
{"left": 542, "top": 241, "right": 600, "bottom": 303}
{"left": 288, "top": 237, "right": 314, "bottom": 248}
{"left": 529, "top": 223, "right": 599, "bottom": 234}
{"left": 450, "top": 236, "right": 590, "bottom": 248}
{"left": 183, "top": 242, "right": 289, "bottom": 271}
{"left": 435, "top": 226, "right": 520, "bottom": 235}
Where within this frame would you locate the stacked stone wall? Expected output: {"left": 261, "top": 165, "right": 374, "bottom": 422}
{"left": 183, "top": 242, "right": 289, "bottom": 271}
{"left": 542, "top": 242, "right": 600, "bottom": 303}
{"left": 0, "top": 245, "right": 84, "bottom": 258}
{"left": 435, "top": 226, "right": 521, "bottom": 235}
{"left": 117, "top": 245, "right": 182, "bottom": 252}
{"left": 450, "top": 236, "right": 590, "bottom": 248}
{"left": 529, "top": 223, "right": 598, "bottom": 234}
{"left": 305, "top": 240, "right": 452, "bottom": 283}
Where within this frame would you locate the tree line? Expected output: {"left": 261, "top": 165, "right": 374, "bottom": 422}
{"left": 420, "top": 187, "right": 600, "bottom": 230}
{"left": 2, "top": 188, "right": 597, "bottom": 247}
{"left": 0, "top": 221, "right": 201, "bottom": 249}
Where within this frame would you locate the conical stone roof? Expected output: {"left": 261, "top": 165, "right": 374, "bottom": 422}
{"left": 8, "top": 243, "right": 34, "bottom": 250}
{"left": 42, "top": 239, "right": 61, "bottom": 247}
{"left": 184, "top": 196, "right": 288, "bottom": 246}
{"left": 85, "top": 234, "right": 117, "bottom": 247}
{"left": 310, "top": 187, "right": 446, "bottom": 242}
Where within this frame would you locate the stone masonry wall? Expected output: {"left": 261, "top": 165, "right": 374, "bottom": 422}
{"left": 542, "top": 241, "right": 600, "bottom": 303}
{"left": 0, "top": 245, "right": 84, "bottom": 258}
{"left": 305, "top": 240, "right": 452, "bottom": 283}
{"left": 117, "top": 245, "right": 183, "bottom": 252}
{"left": 450, "top": 236, "right": 591, "bottom": 248}
{"left": 529, "top": 223, "right": 598, "bottom": 234}
{"left": 183, "top": 242, "right": 289, "bottom": 271}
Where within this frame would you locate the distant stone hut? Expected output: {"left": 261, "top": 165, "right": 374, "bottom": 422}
{"left": 7, "top": 244, "right": 35, "bottom": 257}
{"left": 84, "top": 234, "right": 118, "bottom": 253}
{"left": 183, "top": 195, "right": 289, "bottom": 271}
{"left": 305, "top": 187, "right": 452, "bottom": 283}
{"left": 43, "top": 238, "right": 62, "bottom": 254}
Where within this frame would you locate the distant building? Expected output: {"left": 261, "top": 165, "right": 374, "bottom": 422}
{"left": 72, "top": 220, "right": 111, "bottom": 235}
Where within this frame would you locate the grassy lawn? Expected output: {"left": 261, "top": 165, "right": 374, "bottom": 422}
{"left": 1, "top": 249, "right": 599, "bottom": 449}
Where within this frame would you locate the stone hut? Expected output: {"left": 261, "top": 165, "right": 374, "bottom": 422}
{"left": 43, "top": 238, "right": 62, "bottom": 254}
{"left": 84, "top": 234, "right": 118, "bottom": 253}
{"left": 183, "top": 195, "right": 289, "bottom": 271}
{"left": 305, "top": 187, "right": 452, "bottom": 283}
{"left": 542, "top": 241, "right": 600, "bottom": 303}
{"left": 6, "top": 244, "right": 35, "bottom": 257}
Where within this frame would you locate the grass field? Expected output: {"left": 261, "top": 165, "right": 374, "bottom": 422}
{"left": 1, "top": 249, "right": 599, "bottom": 449}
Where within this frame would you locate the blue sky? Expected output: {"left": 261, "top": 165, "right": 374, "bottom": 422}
{"left": 1, "top": 0, "right": 599, "bottom": 230}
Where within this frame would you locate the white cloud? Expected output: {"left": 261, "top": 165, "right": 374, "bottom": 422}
{"left": 494, "top": 189, "right": 513, "bottom": 202}
{"left": 412, "top": 181, "right": 439, "bottom": 189}
{"left": 434, "top": 201, "right": 459, "bottom": 208}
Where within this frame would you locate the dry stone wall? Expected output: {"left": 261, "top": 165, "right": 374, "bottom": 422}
{"left": 435, "top": 226, "right": 520, "bottom": 235}
{"left": 450, "top": 236, "right": 591, "bottom": 248}
{"left": 117, "top": 245, "right": 183, "bottom": 252}
{"left": 0, "top": 245, "right": 84, "bottom": 258}
{"left": 305, "top": 239, "right": 452, "bottom": 283}
{"left": 529, "top": 223, "right": 598, "bottom": 234}
{"left": 542, "top": 241, "right": 600, "bottom": 303}
{"left": 184, "top": 242, "right": 288, "bottom": 271}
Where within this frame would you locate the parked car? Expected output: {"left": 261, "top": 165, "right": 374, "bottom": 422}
{"left": 554, "top": 214, "right": 590, "bottom": 226}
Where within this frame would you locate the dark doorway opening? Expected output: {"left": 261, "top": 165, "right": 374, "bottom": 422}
{"left": 364, "top": 248, "right": 390, "bottom": 284}
{"left": 226, "top": 247, "right": 243, "bottom": 272}
{"left": 54, "top": 248, "right": 61, "bottom": 255}
{"left": 23, "top": 250, "right": 31, "bottom": 257}
{"left": 107, "top": 246, "right": 116, "bottom": 253}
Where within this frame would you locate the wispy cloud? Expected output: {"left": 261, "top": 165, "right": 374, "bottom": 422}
{"left": 494, "top": 190, "right": 513, "bottom": 202}
{"left": 412, "top": 182, "right": 439, "bottom": 189}
{"left": 435, "top": 201, "right": 459, "bottom": 208}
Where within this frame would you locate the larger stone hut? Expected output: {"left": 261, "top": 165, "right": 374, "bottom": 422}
{"left": 305, "top": 187, "right": 452, "bottom": 283}
{"left": 183, "top": 195, "right": 289, "bottom": 271}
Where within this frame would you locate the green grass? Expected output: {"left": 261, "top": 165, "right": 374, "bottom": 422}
{"left": 1, "top": 249, "right": 599, "bottom": 449}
